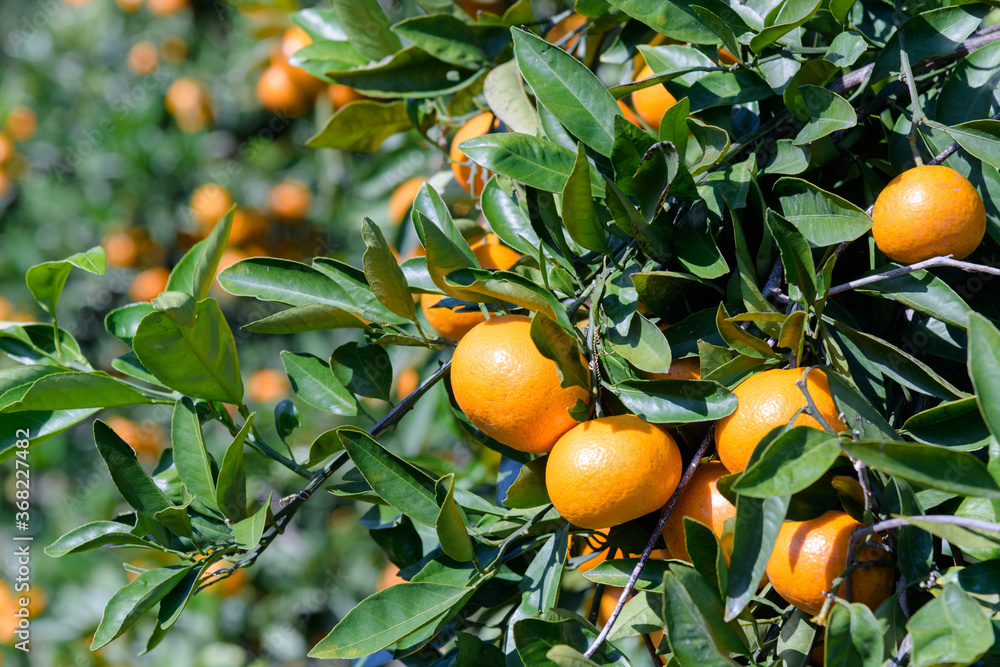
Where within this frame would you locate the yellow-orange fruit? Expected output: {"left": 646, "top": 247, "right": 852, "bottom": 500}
{"left": 660, "top": 462, "right": 735, "bottom": 561}
{"left": 105, "top": 416, "right": 166, "bottom": 460}
{"left": 189, "top": 183, "right": 233, "bottom": 232}
{"left": 165, "top": 78, "right": 205, "bottom": 116}
{"left": 0, "top": 133, "right": 14, "bottom": 164}
{"left": 376, "top": 563, "right": 408, "bottom": 591}
{"left": 388, "top": 177, "right": 427, "bottom": 225}
{"left": 395, "top": 368, "right": 420, "bottom": 399}
{"left": 266, "top": 179, "right": 311, "bottom": 221}
{"left": 229, "top": 207, "right": 266, "bottom": 245}
{"left": 103, "top": 231, "right": 141, "bottom": 268}
{"left": 116, "top": 0, "right": 143, "bottom": 11}
{"left": 631, "top": 65, "right": 677, "bottom": 129}
{"left": 129, "top": 266, "right": 171, "bottom": 302}
{"left": 246, "top": 369, "right": 290, "bottom": 403}
{"left": 328, "top": 84, "right": 365, "bottom": 109}
{"left": 256, "top": 65, "right": 308, "bottom": 115}
{"left": 715, "top": 368, "right": 845, "bottom": 474}
{"left": 0, "top": 296, "right": 12, "bottom": 320}
{"left": 546, "top": 415, "right": 682, "bottom": 529}
{"left": 617, "top": 100, "right": 641, "bottom": 127}
{"left": 146, "top": 0, "right": 187, "bottom": 16}
{"left": 450, "top": 112, "right": 496, "bottom": 196}
{"left": 421, "top": 241, "right": 521, "bottom": 341}
{"left": 718, "top": 47, "right": 740, "bottom": 65}
{"left": 0, "top": 582, "right": 45, "bottom": 644}
{"left": 275, "top": 26, "right": 323, "bottom": 94}
{"left": 766, "top": 511, "right": 894, "bottom": 616}
{"left": 127, "top": 41, "right": 159, "bottom": 75}
{"left": 546, "top": 12, "right": 587, "bottom": 50}
{"left": 646, "top": 356, "right": 701, "bottom": 381}
{"left": 5, "top": 106, "right": 37, "bottom": 142}
{"left": 451, "top": 314, "right": 591, "bottom": 453}
{"left": 872, "top": 165, "right": 986, "bottom": 264}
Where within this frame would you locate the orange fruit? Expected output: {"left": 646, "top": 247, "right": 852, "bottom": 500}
{"left": 0, "top": 169, "right": 10, "bottom": 198}
{"left": 275, "top": 27, "right": 323, "bottom": 94}
{"left": 546, "top": 12, "right": 587, "bottom": 50}
{"left": 451, "top": 314, "right": 591, "bottom": 453}
{"left": 0, "top": 296, "right": 12, "bottom": 320}
{"left": 105, "top": 416, "right": 166, "bottom": 460}
{"left": 230, "top": 207, "right": 266, "bottom": 245}
{"left": 202, "top": 559, "right": 247, "bottom": 597}
{"left": 871, "top": 165, "right": 986, "bottom": 264}
{"left": 328, "top": 83, "right": 365, "bottom": 109}
{"left": 420, "top": 241, "right": 521, "bottom": 341}
{"left": 0, "top": 582, "right": 45, "bottom": 644}
{"left": 660, "top": 462, "right": 735, "bottom": 561}
{"left": 450, "top": 112, "right": 497, "bottom": 196}
{"left": 376, "top": 563, "right": 408, "bottom": 591}
{"left": 266, "top": 179, "right": 311, "bottom": 221}
{"left": 146, "top": 0, "right": 187, "bottom": 16}
{"left": 617, "top": 100, "right": 640, "bottom": 127}
{"left": 455, "top": 0, "right": 507, "bottom": 18}
{"left": 159, "top": 34, "right": 188, "bottom": 62}
{"left": 715, "top": 368, "right": 845, "bottom": 474}
{"left": 388, "top": 177, "right": 427, "bottom": 226}
{"left": 278, "top": 26, "right": 312, "bottom": 62}
{"left": 568, "top": 529, "right": 610, "bottom": 573}
{"left": 547, "top": 415, "right": 682, "bottom": 529}
{"left": 246, "top": 369, "right": 290, "bottom": 403}
{"left": 127, "top": 41, "right": 159, "bottom": 75}
{"left": 5, "top": 106, "right": 37, "bottom": 142}
{"left": 190, "top": 183, "right": 233, "bottom": 232}
{"left": 718, "top": 47, "right": 740, "bottom": 65}
{"left": 129, "top": 266, "right": 171, "bottom": 302}
{"left": 646, "top": 356, "right": 701, "bottom": 381}
{"left": 631, "top": 65, "right": 677, "bottom": 129}
{"left": 215, "top": 248, "right": 249, "bottom": 289}
{"left": 165, "top": 78, "right": 205, "bottom": 116}
{"left": 256, "top": 65, "right": 308, "bottom": 115}
{"left": 395, "top": 368, "right": 420, "bottom": 399}
{"left": 103, "top": 231, "right": 141, "bottom": 268}
{"left": 116, "top": 0, "right": 143, "bottom": 11}
{"left": 594, "top": 586, "right": 663, "bottom": 645}
{"left": 766, "top": 510, "right": 894, "bottom": 616}
{"left": 0, "top": 133, "right": 14, "bottom": 164}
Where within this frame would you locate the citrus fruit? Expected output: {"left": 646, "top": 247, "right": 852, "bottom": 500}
{"left": 165, "top": 78, "right": 205, "bottom": 116}
{"left": 0, "top": 169, "right": 10, "bottom": 198}
{"left": 256, "top": 65, "right": 308, "bottom": 115}
{"left": 568, "top": 529, "right": 610, "bottom": 573}
{"left": 246, "top": 369, "right": 290, "bottom": 403}
{"left": 871, "top": 164, "right": 986, "bottom": 264}
{"left": 328, "top": 83, "right": 365, "bottom": 109}
{"left": 450, "top": 112, "right": 496, "bottom": 196}
{"left": 129, "top": 266, "right": 171, "bottom": 302}
{"left": 146, "top": 0, "right": 187, "bottom": 16}
{"left": 5, "top": 106, "right": 37, "bottom": 142}
{"left": 127, "top": 41, "right": 159, "bottom": 75}
{"left": 103, "top": 231, "right": 142, "bottom": 268}
{"left": 0, "top": 296, "right": 12, "bottom": 320}
{"left": 451, "top": 314, "right": 590, "bottom": 453}
{"left": 421, "top": 240, "right": 521, "bottom": 341}
{"left": 376, "top": 563, "right": 408, "bottom": 591}
{"left": 0, "top": 133, "right": 14, "bottom": 164}
{"left": 190, "top": 183, "right": 233, "bottom": 232}
{"left": 660, "top": 462, "right": 735, "bottom": 561}
{"left": 715, "top": 368, "right": 845, "bottom": 474}
{"left": 631, "top": 65, "right": 677, "bottom": 129}
{"left": 594, "top": 586, "right": 663, "bottom": 645}
{"left": 230, "top": 207, "right": 267, "bottom": 245}
{"left": 275, "top": 26, "right": 322, "bottom": 93}
{"left": 388, "top": 176, "right": 427, "bottom": 225}
{"left": 395, "top": 368, "right": 420, "bottom": 399}
{"left": 546, "top": 12, "right": 587, "bottom": 50}
{"left": 617, "top": 100, "right": 641, "bottom": 127}
{"left": 766, "top": 510, "right": 894, "bottom": 616}
{"left": 0, "top": 583, "right": 45, "bottom": 644}
{"left": 160, "top": 34, "right": 188, "bottom": 62}
{"left": 106, "top": 416, "right": 165, "bottom": 460}
{"left": 267, "top": 179, "right": 311, "bottom": 221}
{"left": 718, "top": 47, "right": 740, "bottom": 65}
{"left": 116, "top": 0, "right": 143, "bottom": 11}
{"left": 547, "top": 415, "right": 682, "bottom": 529}
{"left": 646, "top": 356, "right": 701, "bottom": 381}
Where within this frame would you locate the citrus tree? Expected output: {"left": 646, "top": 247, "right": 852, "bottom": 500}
{"left": 5, "top": 0, "right": 1000, "bottom": 665}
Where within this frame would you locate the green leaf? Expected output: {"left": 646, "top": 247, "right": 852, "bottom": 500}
{"left": 286, "top": 40, "right": 368, "bottom": 77}
{"left": 0, "top": 409, "right": 98, "bottom": 463}
{"left": 724, "top": 494, "right": 789, "bottom": 620}
{"left": 308, "top": 101, "right": 412, "bottom": 152}
{"left": 609, "top": 378, "right": 737, "bottom": 424}
{"left": 969, "top": 313, "right": 1000, "bottom": 442}
{"left": 605, "top": 0, "right": 721, "bottom": 43}
{"left": 241, "top": 304, "right": 370, "bottom": 334}
{"left": 170, "top": 397, "right": 220, "bottom": 515}
{"left": 733, "top": 427, "right": 842, "bottom": 498}
{"left": 762, "top": 139, "right": 810, "bottom": 175}
{"left": 216, "top": 414, "right": 251, "bottom": 522}
{"left": 25, "top": 246, "right": 106, "bottom": 316}
{"left": 304, "top": 428, "right": 344, "bottom": 469}
{"left": 338, "top": 426, "right": 440, "bottom": 526}
{"left": 444, "top": 267, "right": 572, "bottom": 330}
{"left": 546, "top": 645, "right": 600, "bottom": 667}
{"left": 514, "top": 612, "right": 629, "bottom": 667}
{"left": 331, "top": 342, "right": 393, "bottom": 403}
{"left": 749, "top": 0, "right": 821, "bottom": 54}
{"left": 91, "top": 565, "right": 195, "bottom": 650}
{"left": 840, "top": 440, "right": 1000, "bottom": 499}
{"left": 2, "top": 371, "right": 151, "bottom": 412}
{"left": 957, "top": 559, "right": 1000, "bottom": 594}
{"left": 856, "top": 266, "right": 972, "bottom": 330}
{"left": 325, "top": 47, "right": 482, "bottom": 98}
{"left": 45, "top": 521, "right": 156, "bottom": 557}
{"left": 312, "top": 257, "right": 410, "bottom": 325}
{"left": 280, "top": 351, "right": 359, "bottom": 416}
{"left": 766, "top": 210, "right": 817, "bottom": 307}
{"left": 520, "top": 524, "right": 568, "bottom": 615}
{"left": 433, "top": 474, "right": 474, "bottom": 563}
{"left": 561, "top": 143, "right": 608, "bottom": 252}
{"left": 937, "top": 41, "right": 1000, "bottom": 126}
{"left": 331, "top": 0, "right": 400, "bottom": 60}
{"left": 309, "top": 583, "right": 475, "bottom": 659}
{"left": 360, "top": 218, "right": 415, "bottom": 322}
{"left": 774, "top": 177, "right": 873, "bottom": 247}
{"left": 584, "top": 558, "right": 670, "bottom": 591}
{"left": 825, "top": 602, "right": 883, "bottom": 667}
{"left": 392, "top": 14, "right": 498, "bottom": 68}
{"left": 606, "top": 313, "right": 672, "bottom": 374}
{"left": 777, "top": 610, "right": 817, "bottom": 667}
{"left": 606, "top": 178, "right": 671, "bottom": 263}
{"left": 231, "top": 493, "right": 273, "bottom": 550}
{"left": 165, "top": 209, "right": 233, "bottom": 300}
{"left": 459, "top": 132, "right": 605, "bottom": 196}
{"left": 674, "top": 202, "right": 729, "bottom": 280}
{"left": 870, "top": 5, "right": 988, "bottom": 83}
{"left": 132, "top": 294, "right": 243, "bottom": 404}
{"left": 105, "top": 303, "right": 155, "bottom": 345}
{"left": 512, "top": 27, "right": 618, "bottom": 157}
{"left": 94, "top": 420, "right": 174, "bottom": 517}
{"left": 917, "top": 504, "right": 1000, "bottom": 557}
{"left": 502, "top": 457, "right": 550, "bottom": 509}
{"left": 716, "top": 304, "right": 778, "bottom": 359}
{"left": 530, "top": 311, "right": 590, "bottom": 391}
{"left": 793, "top": 85, "right": 857, "bottom": 145}
{"left": 907, "top": 583, "right": 993, "bottom": 667}
{"left": 662, "top": 571, "right": 740, "bottom": 667}
{"left": 483, "top": 61, "right": 540, "bottom": 136}
{"left": 901, "top": 397, "right": 991, "bottom": 451}
{"left": 684, "top": 518, "right": 729, "bottom": 599}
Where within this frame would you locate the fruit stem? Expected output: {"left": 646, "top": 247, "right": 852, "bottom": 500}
{"left": 894, "top": 0, "right": 925, "bottom": 166}
{"left": 583, "top": 425, "right": 715, "bottom": 659}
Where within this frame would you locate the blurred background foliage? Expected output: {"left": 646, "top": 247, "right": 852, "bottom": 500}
{"left": 0, "top": 0, "right": 479, "bottom": 664}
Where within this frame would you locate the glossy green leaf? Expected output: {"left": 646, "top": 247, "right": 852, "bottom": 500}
{"left": 512, "top": 27, "right": 618, "bottom": 156}
{"left": 483, "top": 61, "right": 540, "bottom": 136}
{"left": 907, "top": 583, "right": 993, "bottom": 667}
{"left": 503, "top": 457, "right": 550, "bottom": 509}
{"left": 530, "top": 311, "right": 589, "bottom": 391}
{"left": 957, "top": 559, "right": 1000, "bottom": 594}
{"left": 286, "top": 40, "right": 367, "bottom": 78}
{"left": 308, "top": 101, "right": 412, "bottom": 152}
{"left": 583, "top": 557, "right": 670, "bottom": 591}
{"left": 309, "top": 583, "right": 475, "bottom": 658}
{"left": 901, "top": 397, "right": 990, "bottom": 450}
{"left": 312, "top": 257, "right": 410, "bottom": 325}
{"left": 132, "top": 294, "right": 243, "bottom": 404}
{"left": 331, "top": 342, "right": 393, "bottom": 402}
{"left": 774, "top": 177, "right": 872, "bottom": 247}
{"left": 605, "top": 0, "right": 720, "bottom": 44}
{"left": 444, "top": 267, "right": 571, "bottom": 330}
{"left": 0, "top": 408, "right": 98, "bottom": 462}
{"left": 953, "top": 497, "right": 1000, "bottom": 558}
{"left": 91, "top": 565, "right": 195, "bottom": 650}
{"left": 684, "top": 517, "right": 728, "bottom": 599}
{"left": 724, "top": 494, "right": 789, "bottom": 620}
{"left": 514, "top": 612, "right": 629, "bottom": 667}
{"left": 105, "top": 303, "right": 155, "bottom": 345}
{"left": 392, "top": 14, "right": 496, "bottom": 68}
{"left": 937, "top": 41, "right": 1000, "bottom": 126}
{"left": 94, "top": 420, "right": 175, "bottom": 516}
{"left": 434, "top": 474, "right": 474, "bottom": 562}
{"left": 25, "top": 246, "right": 106, "bottom": 316}
{"left": 331, "top": 0, "right": 399, "bottom": 60}
{"left": 663, "top": 571, "right": 740, "bottom": 667}
{"left": 857, "top": 266, "right": 972, "bottom": 329}
{"left": 280, "top": 351, "right": 359, "bottom": 416}
{"left": 870, "top": 5, "right": 988, "bottom": 83}
{"left": 609, "top": 378, "right": 736, "bottom": 424}
{"left": 165, "top": 209, "right": 232, "bottom": 300}
{"left": 733, "top": 427, "right": 842, "bottom": 498}
{"left": 605, "top": 178, "right": 671, "bottom": 263}
{"left": 45, "top": 521, "right": 156, "bottom": 557}
{"left": 607, "top": 313, "right": 672, "bottom": 374}
{"left": 459, "top": 133, "right": 605, "bottom": 196}
{"left": 674, "top": 202, "right": 729, "bottom": 279}
{"left": 825, "top": 602, "right": 883, "bottom": 667}
{"left": 520, "top": 525, "right": 568, "bottom": 615}
{"left": 241, "top": 304, "right": 370, "bottom": 334}
{"left": 766, "top": 210, "right": 817, "bottom": 307}
{"left": 2, "top": 371, "right": 151, "bottom": 412}
{"left": 716, "top": 304, "right": 778, "bottom": 359}
{"left": 545, "top": 645, "right": 600, "bottom": 667}
{"left": 170, "top": 397, "right": 219, "bottom": 515}
{"left": 762, "top": 139, "right": 811, "bottom": 175}
{"left": 793, "top": 85, "right": 856, "bottom": 145}
{"left": 216, "top": 414, "right": 251, "bottom": 522}
{"left": 840, "top": 439, "right": 1000, "bottom": 498}
{"left": 326, "top": 47, "right": 482, "bottom": 98}
{"left": 231, "top": 493, "right": 272, "bottom": 550}
{"left": 561, "top": 143, "right": 607, "bottom": 252}
{"left": 969, "top": 313, "right": 1000, "bottom": 442}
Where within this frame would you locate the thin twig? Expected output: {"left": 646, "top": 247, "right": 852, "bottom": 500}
{"left": 828, "top": 255, "right": 1000, "bottom": 296}
{"left": 853, "top": 459, "right": 873, "bottom": 519}
{"left": 928, "top": 110, "right": 1000, "bottom": 165}
{"left": 895, "top": 0, "right": 924, "bottom": 165}
{"left": 642, "top": 632, "right": 663, "bottom": 666}
{"left": 890, "top": 633, "right": 913, "bottom": 667}
{"left": 583, "top": 426, "right": 715, "bottom": 659}
{"left": 794, "top": 367, "right": 837, "bottom": 434}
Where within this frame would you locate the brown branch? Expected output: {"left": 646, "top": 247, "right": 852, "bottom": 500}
{"left": 828, "top": 255, "right": 1000, "bottom": 296}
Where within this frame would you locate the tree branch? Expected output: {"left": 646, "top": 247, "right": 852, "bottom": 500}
{"left": 827, "top": 255, "right": 1000, "bottom": 296}
{"left": 895, "top": 0, "right": 924, "bottom": 166}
